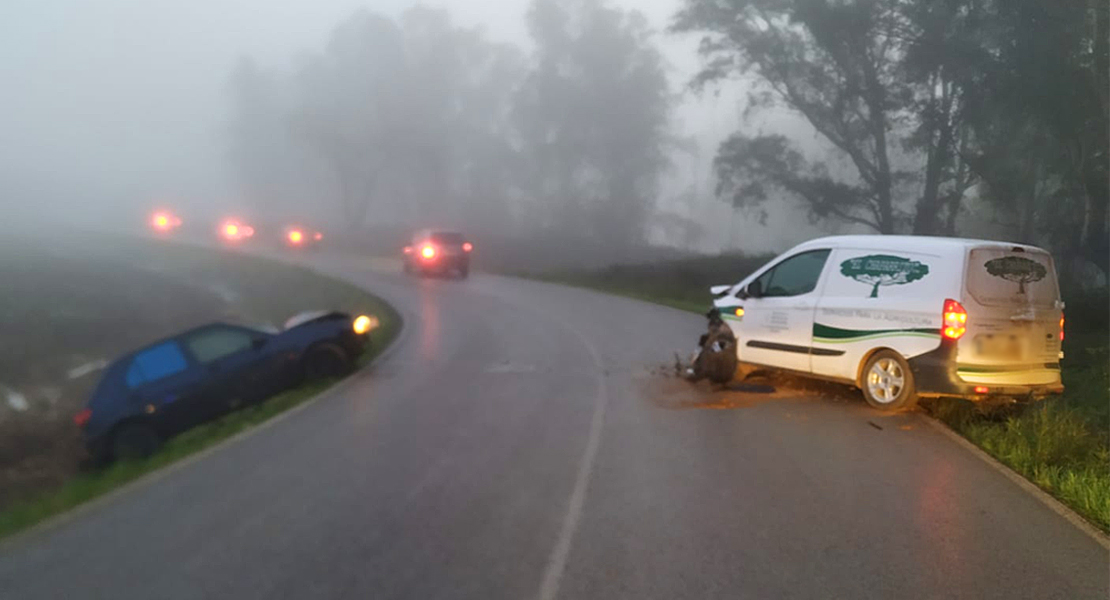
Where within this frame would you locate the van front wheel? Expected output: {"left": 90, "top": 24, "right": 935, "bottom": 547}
{"left": 861, "top": 350, "right": 918, "bottom": 411}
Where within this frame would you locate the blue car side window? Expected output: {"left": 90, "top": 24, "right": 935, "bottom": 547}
{"left": 126, "top": 342, "right": 189, "bottom": 388}
{"left": 125, "top": 362, "right": 146, "bottom": 388}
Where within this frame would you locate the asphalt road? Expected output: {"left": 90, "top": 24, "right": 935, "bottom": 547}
{"left": 1, "top": 254, "right": 1106, "bottom": 599}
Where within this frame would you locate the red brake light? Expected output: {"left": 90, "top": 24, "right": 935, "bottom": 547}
{"left": 974, "top": 386, "right": 989, "bottom": 394}
{"left": 403, "top": 246, "right": 413, "bottom": 254}
{"left": 421, "top": 245, "right": 436, "bottom": 259}
{"left": 314, "top": 232, "right": 323, "bottom": 241}
{"left": 463, "top": 242, "right": 473, "bottom": 252}
{"left": 1059, "top": 314, "right": 1064, "bottom": 341}
{"left": 151, "top": 211, "right": 179, "bottom": 232}
{"left": 74, "top": 408, "right": 92, "bottom": 428}
{"left": 942, "top": 299, "right": 967, "bottom": 340}
{"left": 288, "top": 229, "right": 303, "bottom": 244}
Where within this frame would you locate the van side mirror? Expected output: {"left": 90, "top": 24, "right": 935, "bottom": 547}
{"left": 746, "top": 280, "right": 763, "bottom": 299}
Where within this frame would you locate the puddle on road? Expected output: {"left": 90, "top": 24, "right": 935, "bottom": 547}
{"left": 640, "top": 360, "right": 863, "bottom": 413}
{"left": 641, "top": 374, "right": 784, "bottom": 411}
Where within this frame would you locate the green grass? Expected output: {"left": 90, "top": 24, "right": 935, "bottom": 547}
{"left": 530, "top": 259, "right": 1110, "bottom": 534}
{"left": 929, "top": 339, "right": 1109, "bottom": 532}
{"left": 516, "top": 252, "right": 774, "bottom": 315}
{"left": 0, "top": 248, "right": 401, "bottom": 542}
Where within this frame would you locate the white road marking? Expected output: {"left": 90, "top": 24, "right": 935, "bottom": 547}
{"left": 537, "top": 327, "right": 609, "bottom": 600}
{"left": 485, "top": 362, "right": 537, "bottom": 374}
{"left": 4, "top": 386, "right": 29, "bottom": 412}
{"left": 921, "top": 415, "right": 1110, "bottom": 550}
{"left": 66, "top": 358, "right": 108, "bottom": 380}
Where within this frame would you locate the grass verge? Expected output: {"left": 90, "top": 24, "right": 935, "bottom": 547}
{"left": 527, "top": 260, "right": 1109, "bottom": 534}
{"left": 0, "top": 249, "right": 401, "bottom": 542}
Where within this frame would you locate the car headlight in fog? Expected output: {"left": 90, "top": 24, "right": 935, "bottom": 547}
{"left": 352, "top": 315, "right": 377, "bottom": 334}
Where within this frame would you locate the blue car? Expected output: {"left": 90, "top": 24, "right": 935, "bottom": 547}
{"left": 75, "top": 311, "right": 376, "bottom": 461}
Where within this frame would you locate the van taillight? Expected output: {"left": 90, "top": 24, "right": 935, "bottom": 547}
{"left": 942, "top": 299, "right": 967, "bottom": 340}
{"left": 74, "top": 408, "right": 92, "bottom": 428}
{"left": 1059, "top": 314, "right": 1064, "bottom": 341}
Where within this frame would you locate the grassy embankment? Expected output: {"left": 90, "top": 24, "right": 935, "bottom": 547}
{"left": 532, "top": 254, "right": 1109, "bottom": 533}
{"left": 0, "top": 235, "right": 400, "bottom": 540}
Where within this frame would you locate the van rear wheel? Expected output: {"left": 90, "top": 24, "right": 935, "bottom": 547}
{"left": 861, "top": 350, "right": 918, "bottom": 411}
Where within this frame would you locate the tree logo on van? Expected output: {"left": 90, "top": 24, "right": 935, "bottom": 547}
{"left": 984, "top": 256, "right": 1046, "bottom": 294}
{"left": 840, "top": 254, "right": 930, "bottom": 297}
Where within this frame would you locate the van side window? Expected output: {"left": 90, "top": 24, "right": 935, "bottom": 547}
{"left": 761, "top": 250, "right": 831, "bottom": 297}
{"left": 125, "top": 341, "right": 189, "bottom": 388}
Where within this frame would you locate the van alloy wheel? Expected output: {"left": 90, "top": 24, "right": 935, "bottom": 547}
{"left": 867, "top": 358, "right": 905, "bottom": 404}
{"left": 861, "top": 350, "right": 918, "bottom": 411}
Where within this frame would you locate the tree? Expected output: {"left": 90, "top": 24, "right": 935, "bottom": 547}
{"left": 517, "top": 0, "right": 673, "bottom": 251}
{"left": 228, "top": 8, "right": 527, "bottom": 232}
{"left": 839, "top": 254, "right": 930, "bottom": 297}
{"left": 956, "top": 0, "right": 1108, "bottom": 279}
{"left": 674, "top": 0, "right": 920, "bottom": 234}
{"left": 985, "top": 256, "right": 1047, "bottom": 294}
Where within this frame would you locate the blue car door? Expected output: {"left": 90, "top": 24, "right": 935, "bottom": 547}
{"left": 182, "top": 325, "right": 281, "bottom": 409}
{"left": 126, "top": 340, "right": 215, "bottom": 434}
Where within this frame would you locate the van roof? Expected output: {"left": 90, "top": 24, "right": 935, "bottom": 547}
{"left": 791, "top": 235, "right": 1048, "bottom": 255}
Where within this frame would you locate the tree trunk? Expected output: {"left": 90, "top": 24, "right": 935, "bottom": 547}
{"left": 1082, "top": 173, "right": 1109, "bottom": 275}
{"left": 862, "top": 53, "right": 895, "bottom": 234}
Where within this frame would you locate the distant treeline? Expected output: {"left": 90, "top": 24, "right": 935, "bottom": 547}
{"left": 229, "top": 0, "right": 1107, "bottom": 284}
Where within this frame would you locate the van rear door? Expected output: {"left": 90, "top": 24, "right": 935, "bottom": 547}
{"left": 959, "top": 246, "right": 1063, "bottom": 386}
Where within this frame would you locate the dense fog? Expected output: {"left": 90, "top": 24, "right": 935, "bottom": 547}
{"left": 1, "top": 0, "right": 1106, "bottom": 276}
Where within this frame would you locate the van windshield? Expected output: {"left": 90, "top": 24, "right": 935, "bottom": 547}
{"left": 967, "top": 248, "right": 1058, "bottom": 307}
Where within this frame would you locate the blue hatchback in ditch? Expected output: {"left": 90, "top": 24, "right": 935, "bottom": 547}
{"left": 75, "top": 311, "right": 376, "bottom": 462}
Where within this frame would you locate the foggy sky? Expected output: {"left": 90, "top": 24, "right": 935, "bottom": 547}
{"left": 1, "top": 0, "right": 823, "bottom": 252}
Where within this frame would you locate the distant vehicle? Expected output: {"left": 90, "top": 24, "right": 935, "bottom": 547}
{"left": 282, "top": 225, "right": 324, "bottom": 250}
{"left": 149, "top": 210, "right": 182, "bottom": 234}
{"left": 219, "top": 218, "right": 255, "bottom": 243}
{"left": 403, "top": 230, "right": 472, "bottom": 278}
{"left": 696, "top": 235, "right": 1064, "bottom": 410}
{"left": 74, "top": 311, "right": 378, "bottom": 461}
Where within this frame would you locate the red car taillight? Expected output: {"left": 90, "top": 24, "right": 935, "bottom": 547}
{"left": 462, "top": 242, "right": 473, "bottom": 252}
{"left": 942, "top": 298, "right": 967, "bottom": 340}
{"left": 1059, "top": 314, "right": 1065, "bottom": 341}
{"left": 421, "top": 245, "right": 436, "bottom": 259}
{"left": 74, "top": 408, "right": 92, "bottom": 428}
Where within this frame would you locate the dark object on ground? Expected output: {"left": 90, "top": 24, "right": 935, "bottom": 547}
{"left": 77, "top": 311, "right": 372, "bottom": 462}
{"left": 403, "top": 230, "right": 472, "bottom": 279}
{"left": 725, "top": 382, "right": 776, "bottom": 394}
{"left": 689, "top": 308, "right": 739, "bottom": 384}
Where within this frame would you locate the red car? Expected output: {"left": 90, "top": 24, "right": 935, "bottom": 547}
{"left": 283, "top": 225, "right": 324, "bottom": 250}
{"left": 219, "top": 218, "right": 255, "bottom": 244}
{"left": 403, "top": 230, "right": 472, "bottom": 279}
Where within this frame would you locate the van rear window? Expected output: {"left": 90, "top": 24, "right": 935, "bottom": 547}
{"left": 967, "top": 248, "right": 1058, "bottom": 307}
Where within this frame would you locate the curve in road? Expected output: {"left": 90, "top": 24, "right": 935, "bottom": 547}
{"left": 0, "top": 254, "right": 1106, "bottom": 599}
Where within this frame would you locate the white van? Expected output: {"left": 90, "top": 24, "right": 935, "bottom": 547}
{"left": 706, "top": 235, "right": 1065, "bottom": 410}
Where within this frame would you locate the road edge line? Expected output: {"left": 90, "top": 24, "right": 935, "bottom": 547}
{"left": 0, "top": 309, "right": 405, "bottom": 552}
{"left": 537, "top": 323, "right": 610, "bottom": 600}
{"left": 921, "top": 414, "right": 1110, "bottom": 550}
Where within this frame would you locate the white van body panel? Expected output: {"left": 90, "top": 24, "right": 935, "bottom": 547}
{"left": 711, "top": 235, "right": 1064, "bottom": 398}
{"left": 809, "top": 246, "right": 960, "bottom": 380}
